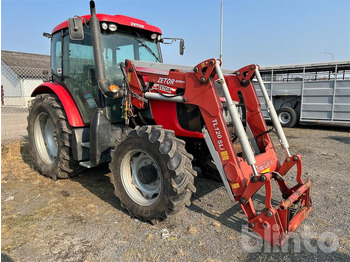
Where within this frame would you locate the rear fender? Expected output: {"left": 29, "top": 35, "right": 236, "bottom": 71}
{"left": 31, "top": 82, "right": 85, "bottom": 127}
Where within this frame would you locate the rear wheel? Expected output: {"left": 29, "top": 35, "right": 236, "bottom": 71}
{"left": 27, "top": 94, "right": 83, "bottom": 179}
{"left": 110, "top": 126, "right": 197, "bottom": 222}
{"left": 277, "top": 107, "right": 298, "bottom": 128}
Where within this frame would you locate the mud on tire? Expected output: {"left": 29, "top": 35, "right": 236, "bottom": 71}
{"left": 110, "top": 125, "right": 197, "bottom": 222}
{"left": 27, "top": 94, "right": 83, "bottom": 179}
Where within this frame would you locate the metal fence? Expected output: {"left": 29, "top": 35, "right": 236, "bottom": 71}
{"left": 1, "top": 66, "right": 47, "bottom": 141}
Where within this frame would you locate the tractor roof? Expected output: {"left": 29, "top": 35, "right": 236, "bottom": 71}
{"left": 52, "top": 14, "right": 162, "bottom": 35}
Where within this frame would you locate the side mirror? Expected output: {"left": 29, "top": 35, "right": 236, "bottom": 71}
{"left": 160, "top": 37, "right": 185, "bottom": 56}
{"left": 87, "top": 68, "right": 97, "bottom": 86}
{"left": 179, "top": 39, "right": 185, "bottom": 55}
{"left": 68, "top": 17, "right": 84, "bottom": 40}
{"left": 43, "top": 32, "right": 52, "bottom": 38}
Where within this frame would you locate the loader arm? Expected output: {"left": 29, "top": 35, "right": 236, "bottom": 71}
{"left": 123, "top": 58, "right": 312, "bottom": 246}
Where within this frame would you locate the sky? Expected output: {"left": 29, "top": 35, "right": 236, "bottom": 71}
{"left": 1, "top": 0, "right": 350, "bottom": 69}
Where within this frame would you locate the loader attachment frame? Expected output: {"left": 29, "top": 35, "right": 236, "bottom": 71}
{"left": 123, "top": 58, "right": 312, "bottom": 246}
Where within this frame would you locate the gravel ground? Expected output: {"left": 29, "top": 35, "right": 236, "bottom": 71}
{"left": 1, "top": 124, "right": 350, "bottom": 262}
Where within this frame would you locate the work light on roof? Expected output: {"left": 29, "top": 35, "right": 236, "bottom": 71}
{"left": 109, "top": 24, "right": 117, "bottom": 31}
{"left": 101, "top": 22, "right": 108, "bottom": 30}
{"left": 151, "top": 33, "right": 157, "bottom": 40}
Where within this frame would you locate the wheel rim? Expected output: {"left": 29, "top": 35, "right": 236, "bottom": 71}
{"left": 34, "top": 112, "right": 58, "bottom": 164}
{"left": 279, "top": 111, "right": 291, "bottom": 125}
{"left": 120, "top": 150, "right": 162, "bottom": 206}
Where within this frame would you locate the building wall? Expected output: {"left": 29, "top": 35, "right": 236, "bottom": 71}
{"left": 22, "top": 79, "right": 43, "bottom": 97}
{"left": 1, "top": 60, "right": 21, "bottom": 96}
{"left": 1, "top": 60, "right": 44, "bottom": 108}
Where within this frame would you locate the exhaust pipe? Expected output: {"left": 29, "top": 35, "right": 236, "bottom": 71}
{"left": 89, "top": 0, "right": 111, "bottom": 97}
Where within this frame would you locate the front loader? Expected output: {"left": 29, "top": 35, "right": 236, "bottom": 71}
{"left": 27, "top": 0, "right": 311, "bottom": 246}
{"left": 120, "top": 58, "right": 312, "bottom": 246}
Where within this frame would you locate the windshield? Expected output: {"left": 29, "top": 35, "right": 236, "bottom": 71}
{"left": 101, "top": 31, "right": 161, "bottom": 63}
{"left": 101, "top": 30, "right": 161, "bottom": 84}
{"left": 59, "top": 28, "right": 161, "bottom": 123}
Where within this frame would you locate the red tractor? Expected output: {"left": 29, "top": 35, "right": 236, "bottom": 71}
{"left": 27, "top": 0, "right": 311, "bottom": 246}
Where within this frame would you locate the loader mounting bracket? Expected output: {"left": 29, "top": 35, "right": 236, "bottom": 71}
{"left": 235, "top": 64, "right": 258, "bottom": 87}
{"left": 193, "top": 59, "right": 218, "bottom": 84}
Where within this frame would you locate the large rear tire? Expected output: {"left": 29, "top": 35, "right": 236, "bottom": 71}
{"left": 110, "top": 126, "right": 197, "bottom": 222}
{"left": 27, "top": 94, "right": 83, "bottom": 179}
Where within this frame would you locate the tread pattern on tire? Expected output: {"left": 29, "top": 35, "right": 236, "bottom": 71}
{"left": 110, "top": 125, "right": 197, "bottom": 222}
{"left": 27, "top": 94, "right": 83, "bottom": 179}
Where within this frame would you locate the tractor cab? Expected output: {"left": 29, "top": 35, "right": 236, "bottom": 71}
{"left": 48, "top": 14, "right": 164, "bottom": 124}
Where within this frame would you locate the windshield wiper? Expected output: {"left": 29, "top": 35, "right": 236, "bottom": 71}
{"left": 135, "top": 32, "right": 160, "bottom": 62}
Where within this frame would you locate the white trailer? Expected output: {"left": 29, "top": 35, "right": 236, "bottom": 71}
{"left": 253, "top": 61, "right": 350, "bottom": 127}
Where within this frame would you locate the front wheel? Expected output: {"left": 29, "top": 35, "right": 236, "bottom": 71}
{"left": 110, "top": 126, "right": 197, "bottom": 222}
{"left": 277, "top": 107, "right": 298, "bottom": 128}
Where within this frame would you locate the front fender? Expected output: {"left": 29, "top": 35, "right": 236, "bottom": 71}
{"left": 31, "top": 82, "right": 85, "bottom": 127}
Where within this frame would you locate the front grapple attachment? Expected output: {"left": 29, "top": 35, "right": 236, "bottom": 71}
{"left": 242, "top": 155, "right": 312, "bottom": 246}
{"left": 123, "top": 58, "right": 312, "bottom": 246}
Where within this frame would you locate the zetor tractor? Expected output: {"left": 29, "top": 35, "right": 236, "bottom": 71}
{"left": 28, "top": 0, "right": 311, "bottom": 246}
